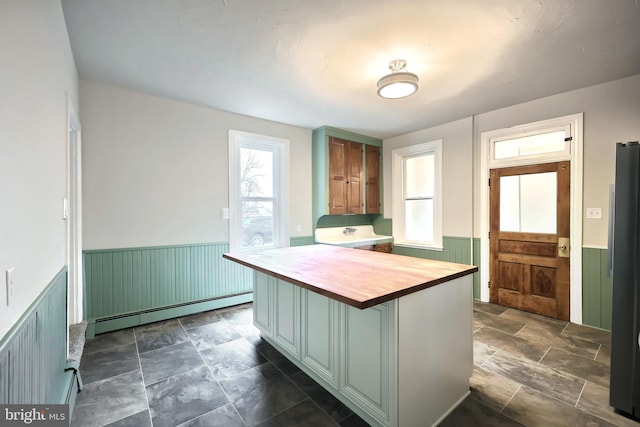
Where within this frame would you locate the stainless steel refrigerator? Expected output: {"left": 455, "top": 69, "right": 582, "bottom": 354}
{"left": 610, "top": 141, "right": 640, "bottom": 421}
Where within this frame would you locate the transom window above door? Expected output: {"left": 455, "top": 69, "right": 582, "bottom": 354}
{"left": 489, "top": 124, "right": 571, "bottom": 167}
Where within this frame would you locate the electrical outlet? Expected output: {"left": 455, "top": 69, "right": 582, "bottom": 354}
{"left": 586, "top": 207, "right": 602, "bottom": 219}
{"left": 6, "top": 267, "right": 15, "bottom": 306}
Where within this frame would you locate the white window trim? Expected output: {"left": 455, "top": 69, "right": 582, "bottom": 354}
{"left": 391, "top": 140, "right": 443, "bottom": 250}
{"left": 228, "top": 130, "right": 290, "bottom": 253}
{"left": 479, "top": 113, "right": 583, "bottom": 324}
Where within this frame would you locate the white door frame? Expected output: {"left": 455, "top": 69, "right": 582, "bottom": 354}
{"left": 66, "top": 95, "right": 83, "bottom": 326}
{"left": 479, "top": 113, "right": 584, "bottom": 324}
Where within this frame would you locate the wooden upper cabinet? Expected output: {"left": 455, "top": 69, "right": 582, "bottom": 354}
{"left": 365, "top": 145, "right": 380, "bottom": 214}
{"left": 346, "top": 141, "right": 363, "bottom": 214}
{"left": 329, "top": 137, "right": 363, "bottom": 214}
{"left": 329, "top": 138, "right": 347, "bottom": 214}
{"left": 312, "top": 128, "right": 382, "bottom": 224}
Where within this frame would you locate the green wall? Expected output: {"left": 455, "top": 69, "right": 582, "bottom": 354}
{"left": 83, "top": 237, "right": 611, "bottom": 336}
{"left": 84, "top": 242, "right": 253, "bottom": 334}
{"left": 392, "top": 236, "right": 479, "bottom": 298}
{"left": 83, "top": 238, "right": 316, "bottom": 335}
{"left": 0, "top": 268, "right": 73, "bottom": 404}
{"left": 317, "top": 214, "right": 381, "bottom": 228}
{"left": 582, "top": 247, "right": 612, "bottom": 330}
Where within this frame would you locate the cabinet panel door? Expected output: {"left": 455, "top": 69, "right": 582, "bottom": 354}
{"left": 274, "top": 279, "right": 301, "bottom": 358}
{"left": 329, "top": 138, "right": 347, "bottom": 214}
{"left": 341, "top": 302, "right": 394, "bottom": 425}
{"left": 301, "top": 289, "right": 339, "bottom": 386}
{"left": 366, "top": 145, "right": 380, "bottom": 214}
{"left": 346, "top": 141, "right": 363, "bottom": 214}
{"left": 253, "top": 272, "right": 274, "bottom": 337}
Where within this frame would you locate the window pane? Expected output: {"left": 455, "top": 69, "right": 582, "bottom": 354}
{"left": 405, "top": 154, "right": 434, "bottom": 198}
{"left": 500, "top": 172, "right": 557, "bottom": 233}
{"left": 405, "top": 199, "right": 433, "bottom": 242}
{"left": 494, "top": 131, "right": 566, "bottom": 160}
{"left": 242, "top": 201, "right": 274, "bottom": 248}
{"left": 240, "top": 147, "right": 274, "bottom": 197}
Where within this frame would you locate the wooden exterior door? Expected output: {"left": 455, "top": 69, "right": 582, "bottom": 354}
{"left": 489, "top": 161, "right": 570, "bottom": 320}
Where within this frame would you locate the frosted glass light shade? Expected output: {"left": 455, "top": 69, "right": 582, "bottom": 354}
{"left": 377, "top": 60, "right": 419, "bottom": 99}
{"left": 377, "top": 72, "right": 419, "bottom": 98}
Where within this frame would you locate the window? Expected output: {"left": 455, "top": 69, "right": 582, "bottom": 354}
{"left": 489, "top": 124, "right": 571, "bottom": 167}
{"left": 392, "top": 140, "right": 442, "bottom": 249}
{"left": 229, "top": 130, "right": 289, "bottom": 252}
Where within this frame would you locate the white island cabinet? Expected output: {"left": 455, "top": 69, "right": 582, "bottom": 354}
{"left": 224, "top": 245, "right": 477, "bottom": 427}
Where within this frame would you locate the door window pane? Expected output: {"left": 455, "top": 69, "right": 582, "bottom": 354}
{"left": 500, "top": 172, "right": 557, "bottom": 233}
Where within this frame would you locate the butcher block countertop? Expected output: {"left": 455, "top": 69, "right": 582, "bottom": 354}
{"left": 224, "top": 244, "right": 478, "bottom": 309}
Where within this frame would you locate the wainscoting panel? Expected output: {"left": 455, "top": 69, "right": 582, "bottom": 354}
{"left": 393, "top": 236, "right": 472, "bottom": 264}
{"left": 291, "top": 236, "right": 315, "bottom": 247}
{"left": 582, "top": 247, "right": 612, "bottom": 331}
{"left": 83, "top": 243, "right": 254, "bottom": 321}
{"left": 0, "top": 268, "right": 69, "bottom": 404}
{"left": 392, "top": 236, "right": 478, "bottom": 299}
{"left": 473, "top": 238, "right": 481, "bottom": 300}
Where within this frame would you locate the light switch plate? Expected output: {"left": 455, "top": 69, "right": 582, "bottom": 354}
{"left": 221, "top": 208, "right": 229, "bottom": 220}
{"left": 586, "top": 207, "right": 602, "bottom": 219}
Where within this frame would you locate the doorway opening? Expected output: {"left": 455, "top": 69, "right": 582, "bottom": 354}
{"left": 480, "top": 114, "right": 583, "bottom": 323}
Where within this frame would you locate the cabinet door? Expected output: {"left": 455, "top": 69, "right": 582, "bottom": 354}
{"left": 301, "top": 289, "right": 340, "bottom": 387}
{"left": 366, "top": 145, "right": 381, "bottom": 214}
{"left": 253, "top": 272, "right": 274, "bottom": 337}
{"left": 341, "top": 302, "right": 395, "bottom": 425}
{"left": 345, "top": 141, "right": 363, "bottom": 214}
{"left": 273, "top": 279, "right": 301, "bottom": 358}
{"left": 375, "top": 243, "right": 392, "bottom": 253}
{"left": 329, "top": 138, "right": 347, "bottom": 214}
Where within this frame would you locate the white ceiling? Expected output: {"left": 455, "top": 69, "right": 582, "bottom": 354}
{"left": 61, "top": 0, "right": 640, "bottom": 139}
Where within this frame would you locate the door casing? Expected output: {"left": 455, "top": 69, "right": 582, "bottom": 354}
{"left": 479, "top": 113, "right": 583, "bottom": 324}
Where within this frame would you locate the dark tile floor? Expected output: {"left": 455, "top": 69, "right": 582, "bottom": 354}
{"left": 443, "top": 302, "right": 639, "bottom": 427}
{"left": 71, "top": 302, "right": 639, "bottom": 427}
{"left": 71, "top": 303, "right": 368, "bottom": 427}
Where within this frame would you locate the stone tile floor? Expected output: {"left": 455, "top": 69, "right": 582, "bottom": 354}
{"left": 71, "top": 301, "right": 639, "bottom": 426}
{"left": 443, "top": 301, "right": 638, "bottom": 427}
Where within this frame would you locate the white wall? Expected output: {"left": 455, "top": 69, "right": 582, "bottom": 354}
{"left": 383, "top": 117, "right": 474, "bottom": 238}
{"left": 0, "top": 1, "right": 79, "bottom": 338}
{"left": 473, "top": 73, "right": 640, "bottom": 247}
{"left": 80, "top": 80, "right": 312, "bottom": 250}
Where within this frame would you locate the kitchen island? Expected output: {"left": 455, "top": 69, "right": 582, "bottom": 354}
{"left": 223, "top": 244, "right": 477, "bottom": 427}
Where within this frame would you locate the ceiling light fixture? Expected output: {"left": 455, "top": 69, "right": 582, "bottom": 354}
{"left": 377, "top": 59, "right": 419, "bottom": 99}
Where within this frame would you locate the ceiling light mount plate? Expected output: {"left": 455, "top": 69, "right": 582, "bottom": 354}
{"left": 377, "top": 59, "right": 419, "bottom": 99}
